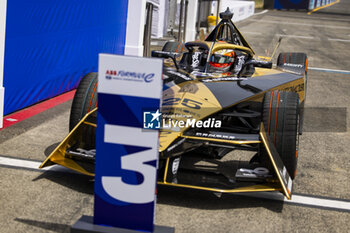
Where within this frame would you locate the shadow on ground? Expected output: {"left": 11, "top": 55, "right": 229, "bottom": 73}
{"left": 15, "top": 218, "right": 70, "bottom": 233}
{"left": 157, "top": 185, "right": 284, "bottom": 213}
{"left": 32, "top": 169, "right": 284, "bottom": 213}
{"left": 44, "top": 142, "right": 60, "bottom": 157}
{"left": 33, "top": 171, "right": 94, "bottom": 195}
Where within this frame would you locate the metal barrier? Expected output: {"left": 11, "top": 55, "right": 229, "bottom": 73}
{"left": 183, "top": 0, "right": 189, "bottom": 42}
{"left": 177, "top": 0, "right": 189, "bottom": 42}
{"left": 143, "top": 2, "right": 153, "bottom": 57}
{"left": 178, "top": 0, "right": 184, "bottom": 42}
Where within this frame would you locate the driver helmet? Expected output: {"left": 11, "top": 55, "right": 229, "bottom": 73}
{"left": 209, "top": 51, "right": 235, "bottom": 72}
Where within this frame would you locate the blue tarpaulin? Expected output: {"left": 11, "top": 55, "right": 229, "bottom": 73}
{"left": 3, "top": 0, "right": 128, "bottom": 115}
{"left": 274, "top": 0, "right": 309, "bottom": 9}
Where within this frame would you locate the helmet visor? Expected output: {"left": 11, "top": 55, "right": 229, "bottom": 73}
{"left": 209, "top": 54, "right": 234, "bottom": 68}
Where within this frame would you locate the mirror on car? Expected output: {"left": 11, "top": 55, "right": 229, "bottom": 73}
{"left": 151, "top": 51, "right": 179, "bottom": 70}
{"left": 151, "top": 51, "right": 179, "bottom": 59}
{"left": 238, "top": 59, "right": 272, "bottom": 77}
{"left": 247, "top": 59, "right": 273, "bottom": 69}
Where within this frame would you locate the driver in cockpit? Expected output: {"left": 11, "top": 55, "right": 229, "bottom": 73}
{"left": 208, "top": 50, "right": 254, "bottom": 76}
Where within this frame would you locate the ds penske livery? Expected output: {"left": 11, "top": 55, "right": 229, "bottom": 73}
{"left": 40, "top": 9, "right": 307, "bottom": 199}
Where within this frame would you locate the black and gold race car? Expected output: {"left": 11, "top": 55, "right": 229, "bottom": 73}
{"left": 40, "top": 9, "right": 307, "bottom": 199}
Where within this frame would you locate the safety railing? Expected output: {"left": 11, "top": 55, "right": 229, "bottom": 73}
{"left": 143, "top": 2, "right": 154, "bottom": 57}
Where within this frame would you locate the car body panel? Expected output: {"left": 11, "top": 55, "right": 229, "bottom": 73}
{"left": 40, "top": 10, "right": 305, "bottom": 199}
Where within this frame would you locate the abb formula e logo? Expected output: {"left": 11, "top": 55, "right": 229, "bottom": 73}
{"left": 105, "top": 70, "right": 155, "bottom": 83}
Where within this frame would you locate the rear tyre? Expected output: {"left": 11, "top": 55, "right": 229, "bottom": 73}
{"left": 277, "top": 53, "right": 307, "bottom": 69}
{"left": 162, "top": 41, "right": 185, "bottom": 53}
{"left": 69, "top": 72, "right": 98, "bottom": 131}
{"left": 260, "top": 90, "right": 299, "bottom": 179}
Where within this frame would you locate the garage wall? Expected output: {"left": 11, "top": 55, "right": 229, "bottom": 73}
{"left": 219, "top": 0, "right": 255, "bottom": 22}
{"left": 0, "top": 0, "right": 6, "bottom": 127}
{"left": 3, "top": 0, "right": 129, "bottom": 115}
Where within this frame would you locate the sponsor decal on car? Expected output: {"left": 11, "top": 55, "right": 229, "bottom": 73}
{"left": 283, "top": 63, "right": 303, "bottom": 68}
{"left": 167, "top": 70, "right": 192, "bottom": 81}
{"left": 191, "top": 52, "right": 201, "bottom": 68}
{"left": 172, "top": 157, "right": 181, "bottom": 174}
{"left": 234, "top": 55, "right": 246, "bottom": 73}
{"left": 195, "top": 132, "right": 236, "bottom": 140}
{"left": 201, "top": 77, "right": 247, "bottom": 82}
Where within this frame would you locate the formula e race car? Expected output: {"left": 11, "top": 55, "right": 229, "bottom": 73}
{"left": 40, "top": 9, "right": 307, "bottom": 199}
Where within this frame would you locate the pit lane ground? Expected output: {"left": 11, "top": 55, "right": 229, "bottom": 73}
{"left": 0, "top": 2, "right": 349, "bottom": 232}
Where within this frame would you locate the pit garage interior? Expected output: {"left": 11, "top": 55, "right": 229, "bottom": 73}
{"left": 0, "top": 0, "right": 349, "bottom": 232}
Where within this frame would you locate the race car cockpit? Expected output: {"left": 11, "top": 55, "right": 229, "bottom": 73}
{"left": 176, "top": 8, "right": 258, "bottom": 76}
{"left": 152, "top": 7, "right": 271, "bottom": 78}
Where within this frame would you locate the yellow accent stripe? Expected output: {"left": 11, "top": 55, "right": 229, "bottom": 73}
{"left": 157, "top": 182, "right": 281, "bottom": 193}
{"left": 212, "top": 43, "right": 253, "bottom": 56}
{"left": 258, "top": 56, "right": 272, "bottom": 61}
{"left": 181, "top": 135, "right": 261, "bottom": 145}
{"left": 83, "top": 121, "right": 97, "bottom": 127}
{"left": 307, "top": 0, "right": 340, "bottom": 15}
{"left": 39, "top": 108, "right": 97, "bottom": 177}
{"left": 259, "top": 123, "right": 291, "bottom": 199}
{"left": 163, "top": 158, "right": 170, "bottom": 182}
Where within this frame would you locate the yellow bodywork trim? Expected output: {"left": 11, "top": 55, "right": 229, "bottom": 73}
{"left": 83, "top": 121, "right": 97, "bottom": 128}
{"left": 157, "top": 182, "right": 281, "bottom": 193}
{"left": 160, "top": 134, "right": 280, "bottom": 194}
{"left": 252, "top": 67, "right": 283, "bottom": 77}
{"left": 258, "top": 56, "right": 272, "bottom": 61}
{"left": 160, "top": 76, "right": 305, "bottom": 152}
{"left": 39, "top": 108, "right": 97, "bottom": 176}
{"left": 163, "top": 158, "right": 170, "bottom": 182}
{"left": 260, "top": 123, "right": 291, "bottom": 199}
{"left": 211, "top": 43, "right": 254, "bottom": 56}
{"left": 159, "top": 80, "right": 222, "bottom": 151}
{"left": 181, "top": 135, "right": 261, "bottom": 145}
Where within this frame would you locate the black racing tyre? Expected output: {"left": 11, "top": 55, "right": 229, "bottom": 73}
{"left": 260, "top": 90, "right": 299, "bottom": 179}
{"left": 162, "top": 41, "right": 185, "bottom": 53}
{"left": 277, "top": 52, "right": 307, "bottom": 135}
{"left": 277, "top": 53, "right": 307, "bottom": 68}
{"left": 69, "top": 72, "right": 98, "bottom": 131}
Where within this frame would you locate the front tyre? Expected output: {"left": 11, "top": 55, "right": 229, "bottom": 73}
{"left": 261, "top": 90, "right": 299, "bottom": 179}
{"left": 277, "top": 52, "right": 307, "bottom": 134}
{"left": 69, "top": 72, "right": 98, "bottom": 131}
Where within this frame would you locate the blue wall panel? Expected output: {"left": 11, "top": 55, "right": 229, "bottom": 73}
{"left": 274, "top": 0, "right": 309, "bottom": 9}
{"left": 3, "top": 0, "right": 128, "bottom": 115}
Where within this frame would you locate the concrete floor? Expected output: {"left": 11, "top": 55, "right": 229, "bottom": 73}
{"left": 0, "top": 2, "right": 350, "bottom": 233}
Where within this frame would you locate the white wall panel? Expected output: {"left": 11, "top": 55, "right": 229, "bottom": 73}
{"left": 125, "top": 0, "right": 147, "bottom": 56}
{"left": 0, "top": 0, "right": 7, "bottom": 128}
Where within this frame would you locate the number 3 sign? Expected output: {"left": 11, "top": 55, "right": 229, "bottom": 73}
{"left": 94, "top": 54, "right": 163, "bottom": 232}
